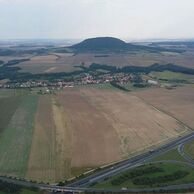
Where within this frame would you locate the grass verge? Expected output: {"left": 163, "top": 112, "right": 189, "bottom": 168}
{"left": 91, "top": 162, "right": 194, "bottom": 189}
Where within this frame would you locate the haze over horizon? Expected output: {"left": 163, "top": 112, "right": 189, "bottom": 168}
{"left": 0, "top": 0, "right": 194, "bottom": 40}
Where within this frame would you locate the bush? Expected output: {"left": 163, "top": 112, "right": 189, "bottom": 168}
{"left": 111, "top": 166, "right": 163, "bottom": 186}
{"left": 132, "top": 170, "right": 189, "bottom": 186}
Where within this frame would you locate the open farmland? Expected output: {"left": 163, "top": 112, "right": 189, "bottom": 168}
{"left": 56, "top": 89, "right": 121, "bottom": 167}
{"left": 13, "top": 51, "right": 194, "bottom": 74}
{"left": 0, "top": 96, "right": 22, "bottom": 133}
{"left": 16, "top": 54, "right": 79, "bottom": 74}
{"left": 79, "top": 88, "right": 188, "bottom": 156}
{"left": 0, "top": 87, "right": 191, "bottom": 183}
{"left": 149, "top": 71, "right": 194, "bottom": 83}
{"left": 0, "top": 94, "right": 38, "bottom": 177}
{"left": 26, "top": 96, "right": 56, "bottom": 182}
{"left": 133, "top": 85, "right": 194, "bottom": 129}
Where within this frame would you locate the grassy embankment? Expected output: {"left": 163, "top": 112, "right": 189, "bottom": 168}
{"left": 150, "top": 71, "right": 194, "bottom": 83}
{"left": 152, "top": 148, "right": 186, "bottom": 162}
{"left": 184, "top": 140, "right": 194, "bottom": 160}
{"left": 92, "top": 162, "right": 194, "bottom": 189}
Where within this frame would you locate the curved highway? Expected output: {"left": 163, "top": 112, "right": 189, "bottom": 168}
{"left": 178, "top": 143, "right": 194, "bottom": 164}
{"left": 1, "top": 132, "right": 194, "bottom": 193}
{"left": 67, "top": 132, "right": 194, "bottom": 188}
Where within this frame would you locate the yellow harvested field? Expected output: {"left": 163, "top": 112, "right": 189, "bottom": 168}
{"left": 133, "top": 85, "right": 194, "bottom": 129}
{"left": 52, "top": 97, "right": 72, "bottom": 181}
{"left": 56, "top": 90, "right": 121, "bottom": 167}
{"left": 24, "top": 87, "right": 191, "bottom": 182}
{"left": 80, "top": 89, "right": 188, "bottom": 156}
{"left": 17, "top": 54, "right": 79, "bottom": 74}
{"left": 15, "top": 52, "right": 194, "bottom": 74}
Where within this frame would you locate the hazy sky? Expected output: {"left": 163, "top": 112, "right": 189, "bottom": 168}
{"left": 0, "top": 0, "right": 194, "bottom": 40}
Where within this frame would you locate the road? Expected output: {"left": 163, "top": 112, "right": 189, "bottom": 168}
{"left": 1, "top": 132, "right": 194, "bottom": 193}
{"left": 67, "top": 132, "right": 194, "bottom": 188}
{"left": 178, "top": 142, "right": 194, "bottom": 164}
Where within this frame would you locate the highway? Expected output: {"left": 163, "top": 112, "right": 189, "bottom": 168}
{"left": 67, "top": 132, "right": 194, "bottom": 188}
{"left": 178, "top": 142, "right": 194, "bottom": 164}
{"left": 1, "top": 132, "right": 194, "bottom": 193}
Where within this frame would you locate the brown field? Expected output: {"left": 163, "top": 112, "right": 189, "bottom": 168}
{"left": 0, "top": 87, "right": 192, "bottom": 183}
{"left": 0, "top": 56, "right": 32, "bottom": 64}
{"left": 79, "top": 88, "right": 188, "bottom": 157}
{"left": 15, "top": 52, "right": 194, "bottom": 74}
{"left": 133, "top": 85, "right": 194, "bottom": 129}
{"left": 56, "top": 89, "right": 121, "bottom": 167}
{"left": 27, "top": 88, "right": 190, "bottom": 182}
{"left": 52, "top": 97, "right": 72, "bottom": 180}
{"left": 26, "top": 95, "right": 74, "bottom": 182}
{"left": 16, "top": 54, "right": 79, "bottom": 74}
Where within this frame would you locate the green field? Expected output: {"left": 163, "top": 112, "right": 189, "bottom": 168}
{"left": 0, "top": 89, "right": 29, "bottom": 98}
{"left": 150, "top": 71, "right": 194, "bottom": 83}
{"left": 92, "top": 162, "right": 194, "bottom": 189}
{"left": 79, "top": 82, "right": 150, "bottom": 92}
{"left": 0, "top": 96, "right": 22, "bottom": 133}
{"left": 0, "top": 95, "right": 38, "bottom": 177}
{"left": 152, "top": 148, "right": 186, "bottom": 162}
{"left": 121, "top": 82, "right": 150, "bottom": 91}
{"left": 184, "top": 140, "right": 194, "bottom": 160}
{"left": 78, "top": 83, "right": 115, "bottom": 90}
{"left": 0, "top": 189, "right": 42, "bottom": 194}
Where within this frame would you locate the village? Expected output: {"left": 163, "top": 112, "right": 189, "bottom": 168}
{"left": 0, "top": 72, "right": 162, "bottom": 91}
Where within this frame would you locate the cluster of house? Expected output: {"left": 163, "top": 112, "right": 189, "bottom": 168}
{"left": 81, "top": 73, "right": 132, "bottom": 85}
{"left": 0, "top": 72, "right": 161, "bottom": 89}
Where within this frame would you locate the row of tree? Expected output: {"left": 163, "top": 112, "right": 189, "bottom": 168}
{"left": 132, "top": 170, "right": 189, "bottom": 186}
{"left": 111, "top": 166, "right": 163, "bottom": 186}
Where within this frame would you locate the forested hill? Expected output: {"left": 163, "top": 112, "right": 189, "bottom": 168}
{"left": 71, "top": 37, "right": 129, "bottom": 51}
{"left": 70, "top": 37, "right": 184, "bottom": 53}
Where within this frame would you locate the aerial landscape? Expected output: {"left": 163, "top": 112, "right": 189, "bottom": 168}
{"left": 1, "top": 0, "right": 194, "bottom": 194}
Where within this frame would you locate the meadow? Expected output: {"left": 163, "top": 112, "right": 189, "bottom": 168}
{"left": 149, "top": 71, "right": 194, "bottom": 83}
{"left": 0, "top": 94, "right": 38, "bottom": 177}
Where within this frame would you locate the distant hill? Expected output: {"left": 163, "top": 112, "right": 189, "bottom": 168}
{"left": 71, "top": 37, "right": 129, "bottom": 52}
{"left": 70, "top": 37, "right": 184, "bottom": 53}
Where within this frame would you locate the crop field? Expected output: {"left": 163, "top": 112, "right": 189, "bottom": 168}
{"left": 0, "top": 96, "right": 22, "bottom": 133}
{"left": 26, "top": 96, "right": 56, "bottom": 182}
{"left": 133, "top": 85, "right": 194, "bottom": 129}
{"left": 79, "top": 88, "right": 188, "bottom": 157}
{"left": 14, "top": 51, "right": 194, "bottom": 74}
{"left": 0, "top": 87, "right": 191, "bottom": 183}
{"left": 0, "top": 94, "right": 38, "bottom": 177}
{"left": 16, "top": 54, "right": 80, "bottom": 74}
{"left": 149, "top": 71, "right": 194, "bottom": 83}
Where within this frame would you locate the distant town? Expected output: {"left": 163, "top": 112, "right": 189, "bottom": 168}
{"left": 0, "top": 72, "right": 164, "bottom": 92}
